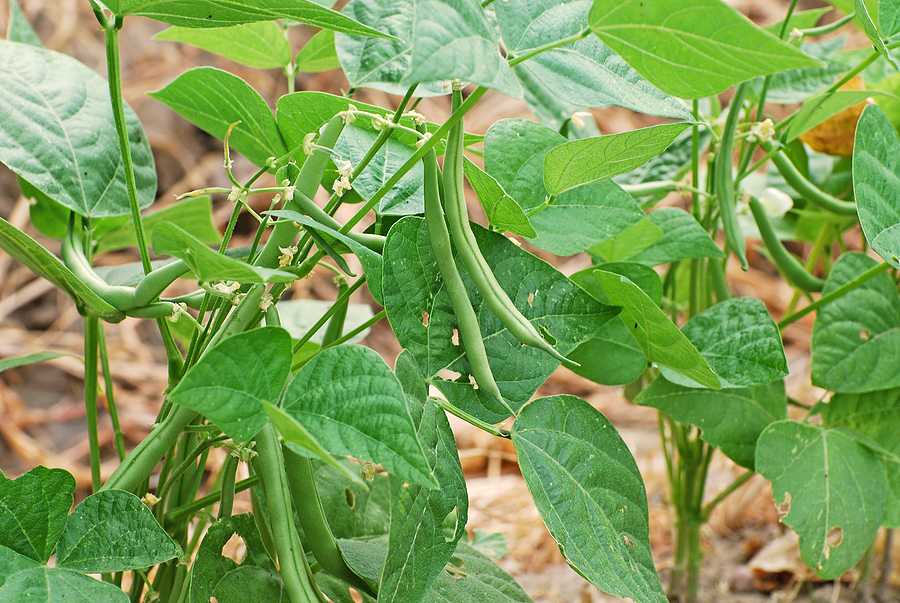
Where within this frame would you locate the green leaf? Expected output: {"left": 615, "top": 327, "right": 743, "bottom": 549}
{"left": 469, "top": 529, "right": 509, "bottom": 559}
{"left": 786, "top": 90, "right": 897, "bottom": 142}
{"left": 152, "top": 222, "right": 295, "bottom": 283}
{"left": 379, "top": 395, "right": 467, "bottom": 603}
{"left": 594, "top": 270, "right": 719, "bottom": 388}
{"left": 296, "top": 29, "right": 341, "bottom": 73}
{"left": 116, "top": 0, "right": 391, "bottom": 39}
{"left": 811, "top": 252, "right": 900, "bottom": 393}
{"left": 0, "top": 217, "right": 124, "bottom": 322}
{"left": 660, "top": 297, "right": 788, "bottom": 389}
{"left": 155, "top": 22, "right": 291, "bottom": 69}
{"left": 590, "top": 218, "right": 664, "bottom": 263}
{"left": 484, "top": 119, "right": 562, "bottom": 213}
{"left": 188, "top": 514, "right": 283, "bottom": 603}
{"left": 0, "top": 545, "right": 128, "bottom": 603}
{"left": 588, "top": 0, "right": 822, "bottom": 99}
{"left": 622, "top": 208, "right": 724, "bottom": 266}
{"left": 421, "top": 541, "right": 533, "bottom": 603}
{"left": 19, "top": 176, "right": 70, "bottom": 239}
{"left": 543, "top": 122, "right": 693, "bottom": 195}
{"left": 0, "top": 466, "right": 75, "bottom": 563}
{"left": 169, "top": 327, "right": 291, "bottom": 441}
{"left": 148, "top": 67, "right": 287, "bottom": 168}
{"left": 336, "top": 0, "right": 446, "bottom": 96}
{"left": 309, "top": 459, "right": 391, "bottom": 539}
{"left": 638, "top": 378, "right": 786, "bottom": 469}
{"left": 262, "top": 401, "right": 364, "bottom": 484}
{"left": 513, "top": 63, "right": 603, "bottom": 135}
{"left": 6, "top": 0, "right": 41, "bottom": 47}
{"left": 402, "top": 0, "right": 523, "bottom": 99}
{"left": 0, "top": 352, "right": 68, "bottom": 374}
{"left": 462, "top": 158, "right": 536, "bottom": 238}
{"left": 756, "top": 421, "right": 887, "bottom": 579}
{"left": 855, "top": 0, "right": 900, "bottom": 70}
{"left": 383, "top": 217, "right": 616, "bottom": 423}
{"left": 281, "top": 344, "right": 438, "bottom": 489}
{"left": 820, "top": 388, "right": 900, "bottom": 527}
{"left": 274, "top": 297, "right": 377, "bottom": 344}
{"left": 56, "top": 490, "right": 181, "bottom": 573}
{"left": 854, "top": 103, "right": 900, "bottom": 268}
{"left": 881, "top": 0, "right": 900, "bottom": 40}
{"left": 0, "top": 41, "right": 155, "bottom": 218}
{"left": 95, "top": 196, "right": 220, "bottom": 256}
{"left": 513, "top": 395, "right": 666, "bottom": 603}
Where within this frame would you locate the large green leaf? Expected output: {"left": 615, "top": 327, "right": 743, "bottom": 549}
{"left": 169, "top": 327, "right": 291, "bottom": 441}
{"left": 55, "top": 490, "right": 181, "bottom": 573}
{"left": 638, "top": 378, "right": 786, "bottom": 469}
{"left": 594, "top": 270, "right": 719, "bottom": 388}
{"left": 379, "top": 353, "right": 467, "bottom": 603}
{"left": 513, "top": 395, "right": 666, "bottom": 603}
{"left": 115, "top": 0, "right": 390, "bottom": 38}
{"left": 336, "top": 0, "right": 446, "bottom": 96}
{"left": 881, "top": 0, "right": 900, "bottom": 40}
{"left": 402, "top": 0, "right": 522, "bottom": 98}
{"left": 660, "top": 298, "right": 788, "bottom": 389}
{"left": 756, "top": 421, "right": 887, "bottom": 579}
{"left": 483, "top": 119, "right": 558, "bottom": 212}
{"left": 543, "top": 122, "right": 693, "bottom": 195}
{"left": 495, "top": 0, "right": 689, "bottom": 120}
{"left": 0, "top": 545, "right": 128, "bottom": 603}
{"left": 148, "top": 67, "right": 288, "bottom": 168}
{"left": 281, "top": 344, "right": 438, "bottom": 489}
{"left": 152, "top": 222, "right": 295, "bottom": 283}
{"left": 0, "top": 41, "right": 155, "bottom": 218}
{"left": 154, "top": 22, "right": 291, "bottom": 69}
{"left": 309, "top": 459, "right": 391, "bottom": 540}
{"left": 0, "top": 218, "right": 124, "bottom": 322}
{"left": 0, "top": 466, "right": 75, "bottom": 563}
{"left": 820, "top": 388, "right": 900, "bottom": 527}
{"left": 6, "top": 0, "right": 41, "bottom": 47}
{"left": 422, "top": 541, "right": 533, "bottom": 603}
{"left": 462, "top": 159, "right": 536, "bottom": 238}
{"left": 383, "top": 217, "right": 616, "bottom": 423}
{"left": 854, "top": 103, "right": 900, "bottom": 268}
{"left": 187, "top": 514, "right": 283, "bottom": 603}
{"left": 295, "top": 29, "right": 341, "bottom": 73}
{"left": 620, "top": 208, "right": 724, "bottom": 266}
{"left": 588, "top": 0, "right": 821, "bottom": 99}
{"left": 811, "top": 252, "right": 900, "bottom": 393}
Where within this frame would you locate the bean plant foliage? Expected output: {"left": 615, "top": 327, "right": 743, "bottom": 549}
{"left": 0, "top": 0, "right": 899, "bottom": 602}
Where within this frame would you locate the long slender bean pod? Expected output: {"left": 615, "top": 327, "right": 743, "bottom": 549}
{"left": 716, "top": 83, "right": 749, "bottom": 270}
{"left": 759, "top": 140, "right": 857, "bottom": 215}
{"left": 217, "top": 452, "right": 239, "bottom": 519}
{"left": 422, "top": 139, "right": 506, "bottom": 407}
{"left": 442, "top": 88, "right": 574, "bottom": 366}
{"left": 749, "top": 197, "right": 825, "bottom": 292}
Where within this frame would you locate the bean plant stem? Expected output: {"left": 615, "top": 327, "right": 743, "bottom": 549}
{"left": 778, "top": 262, "right": 890, "bottom": 328}
{"left": 702, "top": 470, "right": 754, "bottom": 519}
{"left": 98, "top": 325, "right": 126, "bottom": 461}
{"left": 165, "top": 475, "right": 260, "bottom": 524}
{"left": 84, "top": 314, "right": 102, "bottom": 492}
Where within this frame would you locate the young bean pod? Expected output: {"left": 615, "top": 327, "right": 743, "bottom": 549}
{"left": 716, "top": 83, "right": 749, "bottom": 271}
{"left": 422, "top": 136, "right": 508, "bottom": 409}
{"left": 442, "top": 88, "right": 575, "bottom": 367}
{"left": 748, "top": 196, "right": 825, "bottom": 292}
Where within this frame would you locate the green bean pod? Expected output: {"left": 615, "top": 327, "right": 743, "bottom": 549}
{"left": 748, "top": 196, "right": 825, "bottom": 292}
{"left": 422, "top": 138, "right": 506, "bottom": 408}
{"left": 759, "top": 140, "right": 857, "bottom": 216}
{"left": 716, "top": 83, "right": 749, "bottom": 271}
{"left": 442, "top": 89, "right": 574, "bottom": 367}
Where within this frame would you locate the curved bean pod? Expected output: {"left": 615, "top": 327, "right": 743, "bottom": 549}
{"left": 748, "top": 196, "right": 824, "bottom": 292}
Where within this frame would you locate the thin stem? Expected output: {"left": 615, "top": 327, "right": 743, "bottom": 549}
{"left": 164, "top": 475, "right": 259, "bottom": 524}
{"left": 98, "top": 326, "right": 125, "bottom": 461}
{"left": 433, "top": 397, "right": 511, "bottom": 438}
{"left": 691, "top": 99, "right": 701, "bottom": 220}
{"left": 507, "top": 29, "right": 590, "bottom": 67}
{"left": 155, "top": 436, "right": 228, "bottom": 506}
{"left": 321, "top": 310, "right": 386, "bottom": 349}
{"left": 702, "top": 470, "right": 754, "bottom": 519}
{"left": 84, "top": 314, "right": 102, "bottom": 492}
{"left": 778, "top": 262, "right": 890, "bottom": 328}
{"left": 292, "top": 277, "right": 365, "bottom": 352}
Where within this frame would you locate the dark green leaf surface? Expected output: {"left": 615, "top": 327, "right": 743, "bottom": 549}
{"left": 421, "top": 541, "right": 533, "bottom": 603}
{"left": 595, "top": 270, "right": 719, "bottom": 388}
{"left": 588, "top": 0, "right": 821, "bottom": 98}
{"left": 152, "top": 222, "right": 295, "bottom": 283}
{"left": 56, "top": 490, "right": 181, "bottom": 573}
{"left": 513, "top": 395, "right": 666, "bottom": 603}
{"left": 188, "top": 514, "right": 283, "bottom": 603}
{"left": 660, "top": 297, "right": 788, "bottom": 389}
{"left": 169, "top": 327, "right": 292, "bottom": 441}
{"left": 484, "top": 119, "right": 559, "bottom": 212}
{"left": 282, "top": 344, "right": 438, "bottom": 489}
{"left": 462, "top": 158, "right": 536, "bottom": 238}
{"left": 383, "top": 217, "right": 615, "bottom": 423}
{"left": 638, "top": 378, "right": 786, "bottom": 468}
{"left": 154, "top": 22, "right": 291, "bottom": 69}
{"left": 811, "top": 252, "right": 900, "bottom": 393}
{"left": 623, "top": 208, "right": 724, "bottom": 266}
{"left": 402, "top": 0, "right": 522, "bottom": 98}
{"left": 855, "top": 0, "right": 900, "bottom": 70}
{"left": 6, "top": 0, "right": 42, "bottom": 47}
{"left": 0, "top": 545, "right": 128, "bottom": 603}
{"left": 0, "top": 466, "right": 75, "bottom": 563}
{"left": 0, "top": 218, "right": 123, "bottom": 321}
{"left": 756, "top": 421, "right": 887, "bottom": 579}
{"left": 543, "top": 122, "right": 693, "bottom": 195}
{"left": 820, "top": 388, "right": 900, "bottom": 527}
{"left": 149, "top": 67, "right": 287, "bottom": 168}
{"left": 0, "top": 41, "right": 155, "bottom": 218}
{"left": 295, "top": 29, "right": 341, "bottom": 73}
{"left": 853, "top": 103, "right": 900, "bottom": 268}
{"left": 336, "top": 0, "right": 446, "bottom": 96}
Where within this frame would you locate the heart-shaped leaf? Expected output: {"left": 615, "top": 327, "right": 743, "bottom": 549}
{"left": 0, "top": 466, "right": 75, "bottom": 563}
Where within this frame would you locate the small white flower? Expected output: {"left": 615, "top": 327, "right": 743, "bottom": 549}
{"left": 759, "top": 187, "right": 793, "bottom": 218}
{"left": 213, "top": 281, "right": 240, "bottom": 294}
{"left": 168, "top": 302, "right": 188, "bottom": 322}
{"left": 336, "top": 159, "right": 354, "bottom": 178}
{"left": 303, "top": 132, "right": 316, "bottom": 155}
{"left": 416, "top": 132, "right": 432, "bottom": 150}
{"left": 278, "top": 245, "right": 298, "bottom": 267}
{"left": 571, "top": 111, "right": 592, "bottom": 129}
{"left": 749, "top": 118, "right": 775, "bottom": 143}
{"left": 259, "top": 294, "right": 274, "bottom": 312}
{"left": 227, "top": 186, "right": 241, "bottom": 203}
{"left": 340, "top": 104, "right": 358, "bottom": 125}
{"left": 789, "top": 27, "right": 803, "bottom": 41}
{"left": 283, "top": 185, "right": 295, "bottom": 202}
{"left": 332, "top": 175, "right": 352, "bottom": 197}
{"left": 407, "top": 111, "right": 426, "bottom": 126}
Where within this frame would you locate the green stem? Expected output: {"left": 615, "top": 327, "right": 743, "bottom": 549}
{"left": 754, "top": 0, "right": 800, "bottom": 122}
{"left": 84, "top": 314, "right": 102, "bottom": 492}
{"left": 164, "top": 475, "right": 259, "bottom": 524}
{"left": 507, "top": 29, "right": 590, "bottom": 67}
{"left": 155, "top": 436, "right": 228, "bottom": 506}
{"left": 97, "top": 326, "right": 126, "bottom": 461}
{"left": 321, "top": 310, "right": 386, "bottom": 349}
{"left": 759, "top": 141, "right": 857, "bottom": 215}
{"left": 778, "top": 262, "right": 890, "bottom": 328}
{"left": 433, "top": 397, "right": 510, "bottom": 438}
{"left": 702, "top": 470, "right": 754, "bottom": 520}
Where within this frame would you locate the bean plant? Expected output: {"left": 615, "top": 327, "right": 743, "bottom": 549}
{"left": 1, "top": 0, "right": 899, "bottom": 602}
